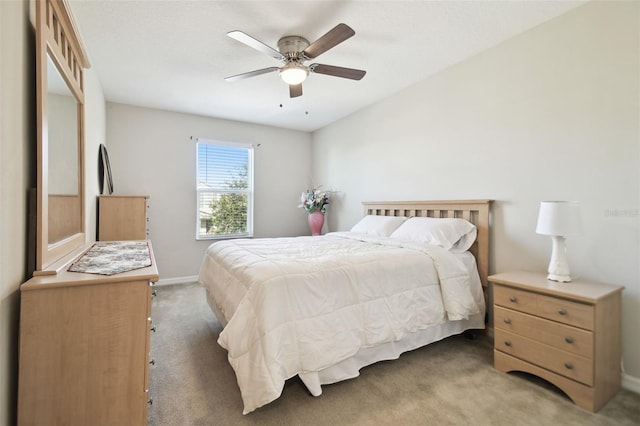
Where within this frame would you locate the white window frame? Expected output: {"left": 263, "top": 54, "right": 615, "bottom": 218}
{"left": 195, "top": 138, "right": 254, "bottom": 240}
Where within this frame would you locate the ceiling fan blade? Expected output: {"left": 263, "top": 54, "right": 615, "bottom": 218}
{"left": 227, "top": 30, "right": 283, "bottom": 60}
{"left": 309, "top": 64, "right": 366, "bottom": 80}
{"left": 225, "top": 67, "right": 280, "bottom": 82}
{"left": 289, "top": 84, "right": 303, "bottom": 98}
{"left": 302, "top": 23, "right": 355, "bottom": 59}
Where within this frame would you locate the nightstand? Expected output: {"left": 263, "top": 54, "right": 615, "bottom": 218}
{"left": 488, "top": 271, "right": 623, "bottom": 412}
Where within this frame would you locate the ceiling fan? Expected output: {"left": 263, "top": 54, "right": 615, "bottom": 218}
{"left": 225, "top": 23, "right": 366, "bottom": 98}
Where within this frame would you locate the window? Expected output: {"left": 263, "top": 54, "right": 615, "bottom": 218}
{"left": 196, "top": 140, "right": 254, "bottom": 239}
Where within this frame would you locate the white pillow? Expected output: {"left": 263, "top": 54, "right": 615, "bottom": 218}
{"left": 350, "top": 215, "right": 408, "bottom": 237}
{"left": 389, "top": 217, "right": 477, "bottom": 252}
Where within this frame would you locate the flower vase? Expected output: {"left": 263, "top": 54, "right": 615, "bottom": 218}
{"left": 308, "top": 211, "right": 324, "bottom": 236}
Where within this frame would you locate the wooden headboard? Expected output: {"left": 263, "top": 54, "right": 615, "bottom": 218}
{"left": 362, "top": 200, "right": 493, "bottom": 287}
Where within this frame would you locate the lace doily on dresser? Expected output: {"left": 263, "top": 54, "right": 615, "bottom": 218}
{"left": 68, "top": 241, "right": 152, "bottom": 275}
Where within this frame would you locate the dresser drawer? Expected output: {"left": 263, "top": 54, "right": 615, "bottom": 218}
{"left": 494, "top": 284, "right": 594, "bottom": 330}
{"left": 495, "top": 329, "right": 593, "bottom": 386}
{"left": 494, "top": 306, "right": 593, "bottom": 357}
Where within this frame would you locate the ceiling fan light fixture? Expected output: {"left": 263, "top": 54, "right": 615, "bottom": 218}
{"left": 280, "top": 63, "right": 308, "bottom": 85}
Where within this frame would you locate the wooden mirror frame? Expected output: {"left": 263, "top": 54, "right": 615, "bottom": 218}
{"left": 35, "top": 0, "right": 90, "bottom": 274}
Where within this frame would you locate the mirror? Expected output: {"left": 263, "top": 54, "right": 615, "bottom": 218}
{"left": 47, "top": 54, "right": 81, "bottom": 244}
{"left": 35, "top": 0, "right": 90, "bottom": 274}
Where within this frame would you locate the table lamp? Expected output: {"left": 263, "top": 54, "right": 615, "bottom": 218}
{"left": 536, "top": 201, "right": 582, "bottom": 282}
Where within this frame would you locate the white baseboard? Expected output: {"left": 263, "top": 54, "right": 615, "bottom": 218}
{"left": 622, "top": 372, "right": 640, "bottom": 394}
{"left": 156, "top": 275, "right": 198, "bottom": 286}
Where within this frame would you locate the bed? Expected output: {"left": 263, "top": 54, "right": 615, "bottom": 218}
{"left": 198, "top": 199, "right": 492, "bottom": 414}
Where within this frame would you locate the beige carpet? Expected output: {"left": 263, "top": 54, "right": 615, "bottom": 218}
{"left": 147, "top": 283, "right": 639, "bottom": 426}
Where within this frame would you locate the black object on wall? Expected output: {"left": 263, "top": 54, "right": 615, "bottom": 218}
{"left": 98, "top": 143, "right": 114, "bottom": 195}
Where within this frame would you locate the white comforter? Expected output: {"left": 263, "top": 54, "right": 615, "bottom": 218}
{"left": 198, "top": 232, "right": 484, "bottom": 414}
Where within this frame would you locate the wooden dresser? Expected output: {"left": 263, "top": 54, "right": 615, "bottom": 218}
{"left": 98, "top": 195, "right": 149, "bottom": 240}
{"left": 17, "top": 242, "right": 159, "bottom": 426}
{"left": 489, "top": 271, "right": 623, "bottom": 412}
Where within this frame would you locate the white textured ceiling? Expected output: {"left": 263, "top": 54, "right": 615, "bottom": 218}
{"left": 69, "top": 0, "right": 585, "bottom": 132}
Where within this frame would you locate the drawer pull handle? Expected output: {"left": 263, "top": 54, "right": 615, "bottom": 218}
{"left": 150, "top": 324, "right": 157, "bottom": 333}
{"left": 503, "top": 318, "right": 511, "bottom": 324}
{"left": 565, "top": 337, "right": 574, "bottom": 344}
{"left": 148, "top": 397, "right": 154, "bottom": 406}
{"left": 504, "top": 340, "right": 512, "bottom": 347}
{"left": 558, "top": 308, "right": 567, "bottom": 315}
{"left": 509, "top": 296, "right": 517, "bottom": 303}
{"left": 150, "top": 358, "right": 156, "bottom": 366}
{"left": 564, "top": 362, "right": 573, "bottom": 370}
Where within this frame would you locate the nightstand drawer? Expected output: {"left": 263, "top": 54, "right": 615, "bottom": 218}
{"left": 495, "top": 329, "right": 593, "bottom": 386}
{"left": 494, "top": 284, "right": 594, "bottom": 330}
{"left": 494, "top": 306, "right": 593, "bottom": 357}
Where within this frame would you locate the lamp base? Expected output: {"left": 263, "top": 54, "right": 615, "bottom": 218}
{"left": 547, "top": 272, "right": 572, "bottom": 283}
{"left": 546, "top": 235, "right": 573, "bottom": 283}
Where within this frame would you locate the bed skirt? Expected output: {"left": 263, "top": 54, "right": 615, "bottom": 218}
{"left": 205, "top": 286, "right": 484, "bottom": 398}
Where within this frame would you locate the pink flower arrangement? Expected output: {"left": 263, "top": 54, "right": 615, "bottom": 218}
{"left": 298, "top": 187, "right": 329, "bottom": 214}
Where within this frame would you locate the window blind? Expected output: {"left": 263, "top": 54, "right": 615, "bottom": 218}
{"left": 196, "top": 140, "right": 253, "bottom": 239}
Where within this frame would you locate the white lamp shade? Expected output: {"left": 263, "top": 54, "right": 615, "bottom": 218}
{"left": 280, "top": 64, "right": 308, "bottom": 85}
{"left": 536, "top": 201, "right": 582, "bottom": 236}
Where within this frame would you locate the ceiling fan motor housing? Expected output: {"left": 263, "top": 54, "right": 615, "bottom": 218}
{"left": 277, "top": 36, "right": 310, "bottom": 58}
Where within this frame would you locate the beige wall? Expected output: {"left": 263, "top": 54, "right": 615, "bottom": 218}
{"left": 106, "top": 103, "right": 313, "bottom": 281}
{"left": 84, "top": 61, "right": 107, "bottom": 242}
{"left": 0, "top": 1, "right": 105, "bottom": 424}
{"left": 0, "top": 1, "right": 32, "bottom": 424}
{"left": 313, "top": 1, "right": 639, "bottom": 387}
